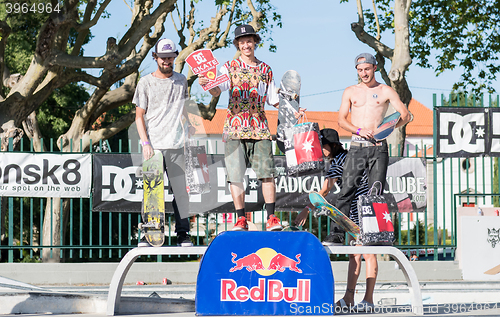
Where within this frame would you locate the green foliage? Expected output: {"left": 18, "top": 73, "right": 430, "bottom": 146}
{"left": 2, "top": 1, "right": 48, "bottom": 74}
{"left": 35, "top": 83, "right": 90, "bottom": 143}
{"left": 360, "top": 0, "right": 500, "bottom": 94}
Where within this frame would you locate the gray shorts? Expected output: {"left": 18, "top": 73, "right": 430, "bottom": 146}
{"left": 225, "top": 139, "right": 275, "bottom": 183}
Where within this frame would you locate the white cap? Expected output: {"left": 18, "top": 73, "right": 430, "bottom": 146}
{"left": 155, "top": 38, "right": 178, "bottom": 58}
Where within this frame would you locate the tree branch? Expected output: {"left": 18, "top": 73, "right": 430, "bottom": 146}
{"left": 91, "top": 72, "right": 138, "bottom": 122}
{"left": 350, "top": 22, "right": 393, "bottom": 59}
{"left": 77, "top": 0, "right": 112, "bottom": 31}
{"left": 372, "top": 0, "right": 381, "bottom": 40}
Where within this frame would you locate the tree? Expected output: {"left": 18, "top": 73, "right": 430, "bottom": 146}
{"left": 1, "top": 0, "right": 281, "bottom": 262}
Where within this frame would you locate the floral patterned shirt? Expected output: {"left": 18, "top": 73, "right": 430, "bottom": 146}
{"left": 218, "top": 58, "right": 278, "bottom": 141}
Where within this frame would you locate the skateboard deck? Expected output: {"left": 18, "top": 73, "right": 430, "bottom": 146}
{"left": 139, "top": 150, "right": 165, "bottom": 247}
{"left": 484, "top": 264, "right": 500, "bottom": 275}
{"left": 371, "top": 111, "right": 401, "bottom": 142}
{"left": 276, "top": 70, "right": 301, "bottom": 153}
{"left": 309, "top": 191, "right": 360, "bottom": 240}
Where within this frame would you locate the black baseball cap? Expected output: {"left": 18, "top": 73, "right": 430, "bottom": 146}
{"left": 320, "top": 129, "right": 341, "bottom": 147}
{"left": 234, "top": 24, "right": 261, "bottom": 42}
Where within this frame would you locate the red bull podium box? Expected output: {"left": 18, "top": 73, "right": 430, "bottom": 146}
{"left": 196, "top": 231, "right": 335, "bottom": 315}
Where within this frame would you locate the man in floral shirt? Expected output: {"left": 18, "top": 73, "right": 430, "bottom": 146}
{"left": 200, "top": 24, "right": 287, "bottom": 231}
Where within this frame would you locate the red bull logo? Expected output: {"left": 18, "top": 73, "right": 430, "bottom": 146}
{"left": 229, "top": 248, "right": 302, "bottom": 275}
{"left": 223, "top": 248, "right": 310, "bottom": 303}
{"left": 221, "top": 278, "right": 310, "bottom": 303}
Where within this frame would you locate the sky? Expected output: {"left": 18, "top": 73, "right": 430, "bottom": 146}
{"left": 83, "top": 0, "right": 497, "bottom": 112}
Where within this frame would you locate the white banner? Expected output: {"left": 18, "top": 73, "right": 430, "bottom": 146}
{"left": 0, "top": 153, "right": 92, "bottom": 198}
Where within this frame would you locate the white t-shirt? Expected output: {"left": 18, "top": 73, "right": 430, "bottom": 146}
{"left": 133, "top": 72, "right": 189, "bottom": 149}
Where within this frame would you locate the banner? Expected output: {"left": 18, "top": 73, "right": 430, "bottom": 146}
{"left": 384, "top": 157, "right": 427, "bottom": 213}
{"left": 93, "top": 154, "right": 426, "bottom": 214}
{"left": 0, "top": 153, "right": 91, "bottom": 198}
{"left": 196, "top": 231, "right": 334, "bottom": 315}
{"left": 491, "top": 108, "right": 500, "bottom": 156}
{"left": 436, "top": 107, "right": 500, "bottom": 157}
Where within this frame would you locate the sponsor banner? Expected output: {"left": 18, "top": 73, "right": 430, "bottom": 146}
{"left": 93, "top": 154, "right": 427, "bottom": 213}
{"left": 384, "top": 157, "right": 427, "bottom": 213}
{"left": 196, "top": 231, "right": 334, "bottom": 315}
{"left": 436, "top": 107, "right": 496, "bottom": 157}
{"left": 0, "top": 153, "right": 91, "bottom": 198}
{"left": 92, "top": 153, "right": 267, "bottom": 213}
{"left": 491, "top": 108, "right": 500, "bottom": 156}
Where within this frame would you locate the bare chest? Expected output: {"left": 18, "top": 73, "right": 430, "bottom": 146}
{"left": 350, "top": 88, "right": 389, "bottom": 109}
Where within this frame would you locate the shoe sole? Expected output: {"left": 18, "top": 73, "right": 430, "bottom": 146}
{"left": 322, "top": 241, "right": 345, "bottom": 246}
{"left": 231, "top": 227, "right": 248, "bottom": 231}
{"left": 267, "top": 225, "right": 283, "bottom": 231}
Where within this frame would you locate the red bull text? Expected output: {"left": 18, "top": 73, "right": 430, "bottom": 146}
{"left": 195, "top": 231, "right": 335, "bottom": 315}
{"left": 221, "top": 278, "right": 311, "bottom": 303}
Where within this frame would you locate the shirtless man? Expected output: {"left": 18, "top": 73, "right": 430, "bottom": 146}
{"left": 334, "top": 53, "right": 410, "bottom": 311}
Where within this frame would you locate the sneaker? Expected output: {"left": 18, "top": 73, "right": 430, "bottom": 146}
{"left": 266, "top": 214, "right": 283, "bottom": 231}
{"left": 322, "top": 233, "right": 345, "bottom": 246}
{"left": 138, "top": 236, "right": 150, "bottom": 247}
{"left": 177, "top": 233, "right": 193, "bottom": 247}
{"left": 232, "top": 216, "right": 248, "bottom": 231}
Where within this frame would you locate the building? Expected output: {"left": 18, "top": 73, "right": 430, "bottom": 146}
{"left": 189, "top": 98, "right": 434, "bottom": 155}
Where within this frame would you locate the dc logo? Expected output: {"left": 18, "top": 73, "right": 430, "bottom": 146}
{"left": 162, "top": 44, "right": 173, "bottom": 51}
{"left": 193, "top": 52, "right": 207, "bottom": 65}
{"left": 439, "top": 112, "right": 485, "bottom": 154}
{"left": 361, "top": 206, "right": 371, "bottom": 216}
{"left": 101, "top": 166, "right": 142, "bottom": 202}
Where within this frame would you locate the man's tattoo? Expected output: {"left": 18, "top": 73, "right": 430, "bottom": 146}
{"left": 347, "top": 288, "right": 355, "bottom": 294}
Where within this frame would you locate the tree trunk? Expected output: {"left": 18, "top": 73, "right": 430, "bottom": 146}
{"left": 0, "top": 197, "right": 6, "bottom": 260}
{"left": 386, "top": 0, "right": 412, "bottom": 155}
{"left": 41, "top": 198, "right": 70, "bottom": 263}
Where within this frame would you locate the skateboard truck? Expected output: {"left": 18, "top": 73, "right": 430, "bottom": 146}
{"left": 136, "top": 167, "right": 160, "bottom": 178}
{"left": 276, "top": 88, "right": 299, "bottom": 100}
{"left": 138, "top": 222, "right": 161, "bottom": 230}
{"left": 312, "top": 206, "right": 331, "bottom": 218}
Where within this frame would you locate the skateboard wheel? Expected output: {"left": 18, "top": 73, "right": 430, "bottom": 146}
{"left": 136, "top": 167, "right": 143, "bottom": 178}
{"left": 155, "top": 223, "right": 161, "bottom": 230}
{"left": 138, "top": 223, "right": 143, "bottom": 230}
{"left": 350, "top": 240, "right": 356, "bottom": 246}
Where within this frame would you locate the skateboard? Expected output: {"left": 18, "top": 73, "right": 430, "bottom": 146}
{"left": 309, "top": 191, "right": 360, "bottom": 243}
{"left": 137, "top": 150, "right": 165, "bottom": 247}
{"left": 370, "top": 111, "right": 401, "bottom": 142}
{"left": 276, "top": 70, "right": 301, "bottom": 153}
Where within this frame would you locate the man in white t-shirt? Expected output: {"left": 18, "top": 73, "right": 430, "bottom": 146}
{"left": 134, "top": 38, "right": 194, "bottom": 247}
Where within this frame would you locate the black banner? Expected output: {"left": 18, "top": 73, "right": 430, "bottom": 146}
{"left": 93, "top": 154, "right": 426, "bottom": 214}
{"left": 436, "top": 107, "right": 500, "bottom": 157}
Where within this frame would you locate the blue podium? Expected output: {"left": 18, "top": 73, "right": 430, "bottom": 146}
{"left": 196, "top": 231, "right": 334, "bottom": 315}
